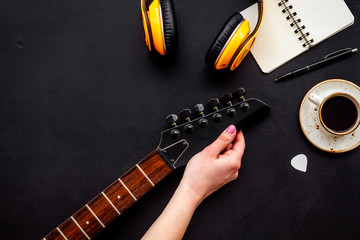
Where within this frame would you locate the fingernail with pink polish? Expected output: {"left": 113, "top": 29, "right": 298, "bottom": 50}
{"left": 226, "top": 125, "right": 236, "bottom": 134}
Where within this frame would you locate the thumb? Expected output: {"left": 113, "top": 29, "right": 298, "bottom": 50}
{"left": 205, "top": 125, "right": 237, "bottom": 156}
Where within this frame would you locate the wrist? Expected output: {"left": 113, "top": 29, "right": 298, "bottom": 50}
{"left": 176, "top": 181, "right": 205, "bottom": 209}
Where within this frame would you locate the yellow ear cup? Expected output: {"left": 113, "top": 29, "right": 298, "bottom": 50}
{"left": 214, "top": 20, "right": 250, "bottom": 70}
{"left": 141, "top": 1, "right": 152, "bottom": 51}
{"left": 229, "top": 0, "right": 264, "bottom": 71}
{"left": 141, "top": 0, "right": 166, "bottom": 55}
{"left": 141, "top": 0, "right": 177, "bottom": 56}
{"left": 148, "top": 0, "right": 166, "bottom": 55}
{"left": 206, "top": 1, "right": 264, "bottom": 71}
{"left": 229, "top": 37, "right": 256, "bottom": 71}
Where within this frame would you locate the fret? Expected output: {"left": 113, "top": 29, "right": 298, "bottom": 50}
{"left": 71, "top": 205, "right": 105, "bottom": 239}
{"left": 103, "top": 179, "right": 136, "bottom": 213}
{"left": 58, "top": 218, "right": 87, "bottom": 240}
{"left": 87, "top": 193, "right": 120, "bottom": 226}
{"left": 137, "top": 151, "right": 172, "bottom": 185}
{"left": 136, "top": 164, "right": 155, "bottom": 186}
{"left": 43, "top": 227, "right": 63, "bottom": 240}
{"left": 86, "top": 205, "right": 105, "bottom": 228}
{"left": 57, "top": 227, "right": 68, "bottom": 240}
{"left": 70, "top": 217, "right": 90, "bottom": 240}
{"left": 101, "top": 192, "right": 121, "bottom": 215}
{"left": 43, "top": 150, "right": 173, "bottom": 240}
{"left": 118, "top": 178, "right": 137, "bottom": 201}
{"left": 120, "top": 165, "right": 153, "bottom": 200}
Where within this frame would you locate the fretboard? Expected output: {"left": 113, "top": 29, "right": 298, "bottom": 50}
{"left": 43, "top": 150, "right": 172, "bottom": 240}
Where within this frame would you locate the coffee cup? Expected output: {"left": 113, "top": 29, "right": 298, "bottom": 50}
{"left": 308, "top": 92, "right": 360, "bottom": 135}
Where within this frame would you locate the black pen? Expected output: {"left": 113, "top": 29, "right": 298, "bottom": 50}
{"left": 275, "top": 48, "right": 358, "bottom": 82}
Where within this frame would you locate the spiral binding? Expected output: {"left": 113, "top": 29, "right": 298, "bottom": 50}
{"left": 278, "top": 0, "right": 314, "bottom": 47}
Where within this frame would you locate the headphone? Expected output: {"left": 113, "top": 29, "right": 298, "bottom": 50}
{"left": 141, "top": 0, "right": 264, "bottom": 71}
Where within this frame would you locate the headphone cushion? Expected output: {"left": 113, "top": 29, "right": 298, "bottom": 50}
{"left": 205, "top": 12, "right": 244, "bottom": 67}
{"left": 160, "top": 0, "right": 178, "bottom": 55}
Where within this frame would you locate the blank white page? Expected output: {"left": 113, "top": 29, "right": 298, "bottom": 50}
{"left": 290, "top": 0, "right": 354, "bottom": 46}
{"left": 241, "top": 2, "right": 309, "bottom": 74}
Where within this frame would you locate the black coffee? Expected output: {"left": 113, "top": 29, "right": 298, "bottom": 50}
{"left": 321, "top": 96, "right": 358, "bottom": 133}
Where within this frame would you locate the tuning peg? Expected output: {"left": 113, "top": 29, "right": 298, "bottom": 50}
{"left": 194, "top": 104, "right": 205, "bottom": 116}
{"left": 233, "top": 88, "right": 246, "bottom": 100}
{"left": 170, "top": 129, "right": 180, "bottom": 139}
{"left": 221, "top": 93, "right": 233, "bottom": 105}
{"left": 166, "top": 114, "right": 178, "bottom": 127}
{"left": 240, "top": 102, "right": 250, "bottom": 112}
{"left": 198, "top": 118, "right": 209, "bottom": 128}
{"left": 213, "top": 113, "right": 222, "bottom": 122}
{"left": 207, "top": 98, "right": 220, "bottom": 111}
{"left": 184, "top": 124, "right": 195, "bottom": 133}
{"left": 180, "top": 109, "right": 192, "bottom": 122}
{"left": 227, "top": 108, "right": 236, "bottom": 117}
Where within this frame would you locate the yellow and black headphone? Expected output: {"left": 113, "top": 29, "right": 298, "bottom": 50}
{"left": 141, "top": 0, "right": 264, "bottom": 71}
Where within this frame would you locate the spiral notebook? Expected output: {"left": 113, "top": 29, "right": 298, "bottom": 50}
{"left": 241, "top": 0, "right": 354, "bottom": 73}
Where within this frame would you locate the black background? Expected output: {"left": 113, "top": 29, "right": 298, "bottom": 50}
{"left": 1, "top": 0, "right": 360, "bottom": 239}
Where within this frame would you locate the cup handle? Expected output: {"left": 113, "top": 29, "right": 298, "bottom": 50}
{"left": 308, "top": 93, "right": 323, "bottom": 107}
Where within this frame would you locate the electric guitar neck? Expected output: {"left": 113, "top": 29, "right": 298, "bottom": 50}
{"left": 43, "top": 88, "right": 271, "bottom": 240}
{"left": 43, "top": 151, "right": 171, "bottom": 240}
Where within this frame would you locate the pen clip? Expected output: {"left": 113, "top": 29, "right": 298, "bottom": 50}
{"left": 323, "top": 48, "right": 351, "bottom": 59}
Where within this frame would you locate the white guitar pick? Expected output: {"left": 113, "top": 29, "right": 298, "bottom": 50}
{"left": 291, "top": 154, "right": 308, "bottom": 172}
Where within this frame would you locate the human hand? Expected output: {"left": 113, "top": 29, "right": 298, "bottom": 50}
{"left": 178, "top": 125, "right": 245, "bottom": 205}
{"left": 142, "top": 125, "right": 245, "bottom": 240}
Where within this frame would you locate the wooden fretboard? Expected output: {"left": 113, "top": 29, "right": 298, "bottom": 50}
{"left": 43, "top": 150, "right": 172, "bottom": 240}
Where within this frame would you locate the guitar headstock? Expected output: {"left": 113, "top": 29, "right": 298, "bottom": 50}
{"left": 157, "top": 88, "right": 271, "bottom": 169}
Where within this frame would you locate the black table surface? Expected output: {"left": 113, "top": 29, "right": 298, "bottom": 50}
{"left": 1, "top": 0, "right": 360, "bottom": 239}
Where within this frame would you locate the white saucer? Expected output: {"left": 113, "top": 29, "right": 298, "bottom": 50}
{"left": 299, "top": 79, "right": 360, "bottom": 153}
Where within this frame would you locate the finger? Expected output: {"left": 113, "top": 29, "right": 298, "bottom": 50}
{"left": 231, "top": 131, "right": 246, "bottom": 156}
{"left": 205, "top": 125, "right": 237, "bottom": 156}
{"left": 221, "top": 143, "right": 233, "bottom": 155}
{"left": 225, "top": 143, "right": 233, "bottom": 152}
